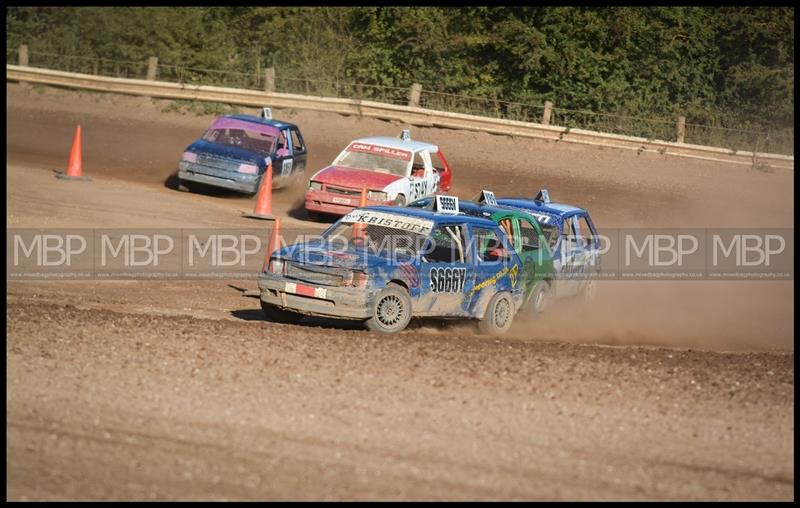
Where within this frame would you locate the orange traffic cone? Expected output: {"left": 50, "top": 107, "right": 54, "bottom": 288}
{"left": 261, "top": 217, "right": 282, "bottom": 272}
{"left": 55, "top": 125, "right": 91, "bottom": 181}
{"left": 242, "top": 161, "right": 275, "bottom": 220}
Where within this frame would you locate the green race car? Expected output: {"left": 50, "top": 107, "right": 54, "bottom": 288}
{"left": 408, "top": 191, "right": 556, "bottom": 314}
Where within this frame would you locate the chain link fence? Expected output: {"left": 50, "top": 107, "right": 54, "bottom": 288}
{"left": 8, "top": 47, "right": 794, "bottom": 156}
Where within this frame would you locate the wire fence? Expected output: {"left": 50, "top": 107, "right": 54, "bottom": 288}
{"left": 9, "top": 48, "right": 794, "bottom": 156}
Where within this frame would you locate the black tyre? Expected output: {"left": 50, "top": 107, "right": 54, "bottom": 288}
{"left": 478, "top": 292, "right": 515, "bottom": 336}
{"left": 365, "top": 283, "right": 412, "bottom": 334}
{"left": 528, "top": 280, "right": 551, "bottom": 314}
{"left": 260, "top": 300, "right": 304, "bottom": 324}
{"left": 306, "top": 210, "right": 322, "bottom": 222}
{"left": 177, "top": 179, "right": 193, "bottom": 193}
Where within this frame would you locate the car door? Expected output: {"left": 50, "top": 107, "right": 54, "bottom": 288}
{"left": 418, "top": 223, "right": 476, "bottom": 316}
{"left": 469, "top": 224, "right": 519, "bottom": 315}
{"left": 572, "top": 212, "right": 601, "bottom": 282}
{"left": 556, "top": 215, "right": 582, "bottom": 297}
{"left": 408, "top": 151, "right": 436, "bottom": 204}
{"left": 512, "top": 215, "right": 550, "bottom": 302}
{"left": 288, "top": 127, "right": 307, "bottom": 177}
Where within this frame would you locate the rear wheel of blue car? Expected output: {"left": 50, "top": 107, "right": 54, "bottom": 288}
{"left": 260, "top": 300, "right": 304, "bottom": 325}
{"left": 529, "top": 280, "right": 551, "bottom": 315}
{"left": 479, "top": 292, "right": 515, "bottom": 336}
{"left": 365, "top": 283, "right": 412, "bottom": 334}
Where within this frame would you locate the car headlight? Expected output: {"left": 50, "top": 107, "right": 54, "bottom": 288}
{"left": 309, "top": 181, "right": 323, "bottom": 191}
{"left": 181, "top": 151, "right": 198, "bottom": 163}
{"left": 237, "top": 163, "right": 258, "bottom": 174}
{"left": 368, "top": 190, "right": 388, "bottom": 201}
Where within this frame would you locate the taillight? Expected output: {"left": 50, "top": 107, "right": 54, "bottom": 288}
{"left": 268, "top": 258, "right": 285, "bottom": 274}
{"left": 238, "top": 163, "right": 258, "bottom": 174}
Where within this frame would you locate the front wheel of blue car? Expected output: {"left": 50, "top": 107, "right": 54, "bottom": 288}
{"left": 479, "top": 292, "right": 515, "bottom": 336}
{"left": 365, "top": 283, "right": 412, "bottom": 334}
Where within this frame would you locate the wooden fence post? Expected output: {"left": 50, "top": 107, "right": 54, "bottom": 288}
{"left": 146, "top": 56, "right": 158, "bottom": 81}
{"left": 18, "top": 44, "right": 29, "bottom": 66}
{"left": 264, "top": 67, "right": 275, "bottom": 93}
{"left": 408, "top": 83, "right": 422, "bottom": 108}
{"left": 542, "top": 100, "right": 553, "bottom": 125}
{"left": 676, "top": 115, "right": 686, "bottom": 144}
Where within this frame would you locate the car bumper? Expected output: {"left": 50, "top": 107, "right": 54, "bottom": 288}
{"left": 179, "top": 163, "right": 295, "bottom": 194}
{"left": 258, "top": 273, "right": 374, "bottom": 319}
{"left": 305, "top": 189, "right": 392, "bottom": 216}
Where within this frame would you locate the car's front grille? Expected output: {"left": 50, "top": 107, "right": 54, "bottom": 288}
{"left": 196, "top": 154, "right": 241, "bottom": 172}
{"left": 326, "top": 185, "right": 361, "bottom": 196}
{"left": 286, "top": 262, "right": 345, "bottom": 286}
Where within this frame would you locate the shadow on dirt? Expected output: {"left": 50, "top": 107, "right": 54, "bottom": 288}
{"left": 229, "top": 309, "right": 365, "bottom": 330}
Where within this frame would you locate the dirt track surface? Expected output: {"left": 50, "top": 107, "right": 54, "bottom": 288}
{"left": 5, "top": 83, "right": 795, "bottom": 500}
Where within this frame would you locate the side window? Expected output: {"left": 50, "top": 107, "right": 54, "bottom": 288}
{"left": 411, "top": 152, "right": 426, "bottom": 178}
{"left": 430, "top": 150, "right": 445, "bottom": 173}
{"left": 498, "top": 218, "right": 514, "bottom": 247}
{"left": 576, "top": 215, "right": 596, "bottom": 248}
{"left": 518, "top": 218, "right": 540, "bottom": 252}
{"left": 290, "top": 128, "right": 305, "bottom": 153}
{"left": 472, "top": 227, "right": 510, "bottom": 263}
{"left": 277, "top": 130, "right": 289, "bottom": 154}
{"left": 540, "top": 223, "right": 559, "bottom": 251}
{"left": 563, "top": 217, "right": 579, "bottom": 249}
{"left": 422, "top": 224, "right": 467, "bottom": 263}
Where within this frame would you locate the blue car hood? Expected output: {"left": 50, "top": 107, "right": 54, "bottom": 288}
{"left": 186, "top": 140, "right": 268, "bottom": 166}
{"left": 276, "top": 240, "right": 413, "bottom": 271}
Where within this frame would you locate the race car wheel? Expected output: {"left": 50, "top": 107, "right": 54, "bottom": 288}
{"left": 529, "top": 280, "right": 551, "bottom": 314}
{"left": 365, "top": 283, "right": 412, "bottom": 334}
{"left": 260, "top": 300, "right": 304, "bottom": 324}
{"left": 478, "top": 292, "right": 515, "bottom": 336}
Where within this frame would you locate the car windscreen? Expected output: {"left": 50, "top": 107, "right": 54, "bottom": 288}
{"left": 335, "top": 143, "right": 411, "bottom": 177}
{"left": 202, "top": 127, "right": 276, "bottom": 155}
{"left": 324, "top": 210, "right": 433, "bottom": 258}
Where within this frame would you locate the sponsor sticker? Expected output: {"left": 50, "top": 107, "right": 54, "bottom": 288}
{"left": 429, "top": 267, "right": 468, "bottom": 293}
{"left": 341, "top": 210, "right": 433, "bottom": 235}
{"left": 347, "top": 143, "right": 412, "bottom": 161}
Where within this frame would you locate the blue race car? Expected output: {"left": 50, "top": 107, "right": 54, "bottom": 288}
{"left": 177, "top": 108, "right": 307, "bottom": 194}
{"left": 258, "top": 196, "right": 526, "bottom": 335}
{"left": 497, "top": 189, "right": 600, "bottom": 301}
